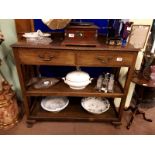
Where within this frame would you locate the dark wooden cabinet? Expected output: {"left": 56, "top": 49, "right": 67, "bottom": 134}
{"left": 15, "top": 19, "right": 34, "bottom": 40}
{"left": 11, "top": 39, "right": 139, "bottom": 127}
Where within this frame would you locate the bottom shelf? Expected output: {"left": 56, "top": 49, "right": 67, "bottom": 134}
{"left": 29, "top": 97, "right": 119, "bottom": 122}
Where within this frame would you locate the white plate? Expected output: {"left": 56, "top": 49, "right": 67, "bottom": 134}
{"left": 41, "top": 97, "right": 69, "bottom": 112}
{"left": 81, "top": 97, "right": 110, "bottom": 114}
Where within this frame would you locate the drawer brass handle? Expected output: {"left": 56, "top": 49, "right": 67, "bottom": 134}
{"left": 96, "top": 57, "right": 105, "bottom": 63}
{"left": 38, "top": 54, "right": 55, "bottom": 61}
{"left": 96, "top": 56, "right": 113, "bottom": 63}
{"left": 96, "top": 56, "right": 107, "bottom": 63}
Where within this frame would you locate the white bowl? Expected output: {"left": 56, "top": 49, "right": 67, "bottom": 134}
{"left": 41, "top": 97, "right": 69, "bottom": 112}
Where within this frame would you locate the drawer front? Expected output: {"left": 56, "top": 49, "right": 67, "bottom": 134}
{"left": 17, "top": 49, "right": 75, "bottom": 65}
{"left": 77, "top": 51, "right": 135, "bottom": 67}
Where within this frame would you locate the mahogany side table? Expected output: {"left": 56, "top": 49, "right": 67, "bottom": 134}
{"left": 125, "top": 71, "right": 153, "bottom": 129}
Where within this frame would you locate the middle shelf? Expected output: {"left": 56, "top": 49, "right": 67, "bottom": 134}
{"left": 26, "top": 79, "right": 124, "bottom": 98}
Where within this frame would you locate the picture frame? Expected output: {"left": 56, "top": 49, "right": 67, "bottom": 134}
{"left": 128, "top": 25, "right": 150, "bottom": 49}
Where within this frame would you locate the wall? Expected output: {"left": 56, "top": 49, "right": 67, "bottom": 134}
{"left": 0, "top": 19, "right": 22, "bottom": 100}
{"left": 34, "top": 19, "right": 109, "bottom": 35}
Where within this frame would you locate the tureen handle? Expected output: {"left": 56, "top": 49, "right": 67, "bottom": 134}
{"left": 62, "top": 77, "right": 66, "bottom": 83}
{"left": 89, "top": 78, "right": 93, "bottom": 83}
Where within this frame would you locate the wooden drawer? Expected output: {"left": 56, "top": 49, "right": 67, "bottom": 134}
{"left": 17, "top": 49, "right": 75, "bottom": 65}
{"left": 77, "top": 51, "right": 135, "bottom": 67}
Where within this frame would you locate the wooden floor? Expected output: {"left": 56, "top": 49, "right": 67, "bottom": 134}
{"left": 1, "top": 106, "right": 155, "bottom": 135}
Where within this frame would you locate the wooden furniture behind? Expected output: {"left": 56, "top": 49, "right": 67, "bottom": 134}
{"left": 15, "top": 19, "right": 34, "bottom": 40}
{"left": 125, "top": 71, "right": 153, "bottom": 129}
{"left": 11, "top": 37, "right": 139, "bottom": 127}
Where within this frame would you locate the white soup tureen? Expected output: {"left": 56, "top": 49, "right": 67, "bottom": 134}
{"left": 62, "top": 70, "right": 93, "bottom": 90}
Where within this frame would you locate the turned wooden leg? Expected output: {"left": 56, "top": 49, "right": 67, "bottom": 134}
{"left": 26, "top": 119, "right": 36, "bottom": 128}
{"left": 126, "top": 114, "right": 135, "bottom": 129}
{"left": 126, "top": 85, "right": 144, "bottom": 129}
{"left": 126, "top": 106, "right": 138, "bottom": 129}
{"left": 112, "top": 121, "right": 122, "bottom": 128}
{"left": 125, "top": 103, "right": 138, "bottom": 129}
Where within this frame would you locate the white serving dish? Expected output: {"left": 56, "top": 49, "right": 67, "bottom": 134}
{"left": 23, "top": 30, "right": 51, "bottom": 38}
{"left": 81, "top": 97, "right": 110, "bottom": 114}
{"left": 41, "top": 97, "right": 69, "bottom": 112}
{"left": 26, "top": 37, "right": 52, "bottom": 44}
{"left": 22, "top": 30, "right": 52, "bottom": 44}
{"left": 62, "top": 70, "right": 93, "bottom": 90}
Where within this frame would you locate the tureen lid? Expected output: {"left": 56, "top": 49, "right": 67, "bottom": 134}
{"left": 66, "top": 70, "right": 90, "bottom": 82}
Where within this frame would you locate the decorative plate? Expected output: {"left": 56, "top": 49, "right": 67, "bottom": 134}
{"left": 41, "top": 97, "right": 69, "bottom": 112}
{"left": 81, "top": 97, "right": 110, "bottom": 114}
